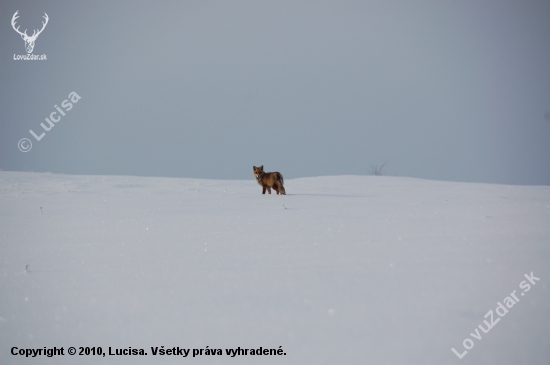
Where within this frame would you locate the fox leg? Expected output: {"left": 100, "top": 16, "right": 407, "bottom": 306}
{"left": 262, "top": 186, "right": 267, "bottom": 194}
{"left": 277, "top": 183, "right": 286, "bottom": 195}
{"left": 273, "top": 186, "right": 279, "bottom": 194}
{"left": 267, "top": 186, "right": 272, "bottom": 194}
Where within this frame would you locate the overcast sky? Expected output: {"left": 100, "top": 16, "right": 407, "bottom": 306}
{"left": 1, "top": 0, "right": 549, "bottom": 184}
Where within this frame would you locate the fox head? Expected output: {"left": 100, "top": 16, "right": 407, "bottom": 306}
{"left": 252, "top": 165, "right": 264, "bottom": 179}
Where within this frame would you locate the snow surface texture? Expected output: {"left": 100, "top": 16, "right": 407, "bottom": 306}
{"left": 0, "top": 172, "right": 549, "bottom": 364}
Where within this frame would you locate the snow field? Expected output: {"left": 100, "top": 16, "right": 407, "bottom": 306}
{"left": 0, "top": 172, "right": 549, "bottom": 364}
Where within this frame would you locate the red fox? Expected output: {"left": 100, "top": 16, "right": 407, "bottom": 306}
{"left": 253, "top": 165, "right": 286, "bottom": 195}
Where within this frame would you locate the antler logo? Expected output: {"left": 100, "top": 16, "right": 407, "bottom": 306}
{"left": 11, "top": 10, "right": 49, "bottom": 54}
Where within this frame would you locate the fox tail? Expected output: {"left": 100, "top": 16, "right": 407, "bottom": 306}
{"left": 277, "top": 172, "right": 284, "bottom": 186}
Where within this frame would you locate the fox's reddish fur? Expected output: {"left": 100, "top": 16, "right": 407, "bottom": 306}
{"left": 253, "top": 165, "right": 286, "bottom": 195}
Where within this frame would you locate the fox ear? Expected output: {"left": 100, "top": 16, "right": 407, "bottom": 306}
{"left": 260, "top": 165, "right": 263, "bottom": 169}
{"left": 253, "top": 166, "right": 256, "bottom": 170}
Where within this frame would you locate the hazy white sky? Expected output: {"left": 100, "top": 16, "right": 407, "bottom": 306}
{"left": 1, "top": 0, "right": 549, "bottom": 184}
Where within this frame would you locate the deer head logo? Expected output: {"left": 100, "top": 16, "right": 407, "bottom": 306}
{"left": 11, "top": 10, "right": 49, "bottom": 54}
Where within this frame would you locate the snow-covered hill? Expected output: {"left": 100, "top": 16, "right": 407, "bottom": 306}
{"left": 1, "top": 172, "right": 549, "bottom": 364}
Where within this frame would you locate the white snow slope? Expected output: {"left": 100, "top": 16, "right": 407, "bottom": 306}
{"left": 0, "top": 172, "right": 549, "bottom": 365}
